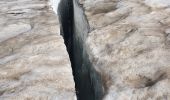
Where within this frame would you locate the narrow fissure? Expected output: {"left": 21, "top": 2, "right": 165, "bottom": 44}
{"left": 58, "top": 0, "right": 104, "bottom": 100}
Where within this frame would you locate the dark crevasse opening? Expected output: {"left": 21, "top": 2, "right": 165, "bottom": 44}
{"left": 57, "top": 0, "right": 104, "bottom": 100}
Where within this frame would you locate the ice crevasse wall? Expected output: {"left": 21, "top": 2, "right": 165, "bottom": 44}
{"left": 50, "top": 0, "right": 170, "bottom": 100}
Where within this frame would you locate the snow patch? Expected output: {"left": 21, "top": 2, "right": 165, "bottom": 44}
{"left": 49, "top": 0, "right": 60, "bottom": 14}
{"left": 145, "top": 0, "right": 170, "bottom": 8}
